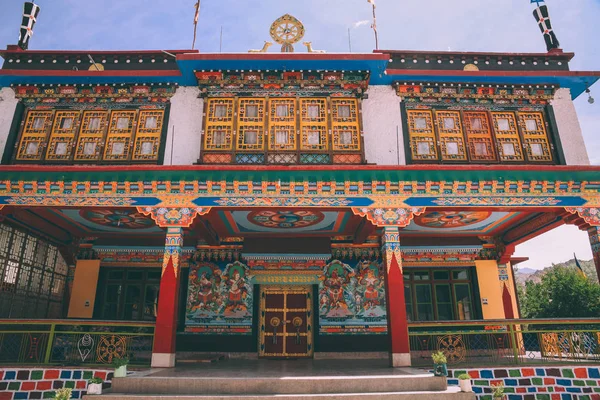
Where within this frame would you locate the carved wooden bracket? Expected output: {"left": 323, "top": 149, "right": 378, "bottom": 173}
{"left": 351, "top": 207, "right": 426, "bottom": 227}
{"left": 565, "top": 207, "right": 600, "bottom": 227}
{"left": 136, "top": 206, "right": 211, "bottom": 228}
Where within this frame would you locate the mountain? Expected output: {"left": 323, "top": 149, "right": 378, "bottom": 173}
{"left": 515, "top": 258, "right": 598, "bottom": 285}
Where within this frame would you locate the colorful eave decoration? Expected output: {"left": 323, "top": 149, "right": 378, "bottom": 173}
{"left": 11, "top": 83, "right": 177, "bottom": 104}
{"left": 195, "top": 70, "right": 370, "bottom": 98}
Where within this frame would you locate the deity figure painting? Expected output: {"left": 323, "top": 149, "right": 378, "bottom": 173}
{"left": 185, "top": 261, "right": 253, "bottom": 334}
{"left": 319, "top": 259, "right": 387, "bottom": 334}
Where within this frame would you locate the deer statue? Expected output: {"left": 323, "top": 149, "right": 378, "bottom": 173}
{"left": 248, "top": 41, "right": 272, "bottom": 53}
{"left": 303, "top": 42, "right": 326, "bottom": 53}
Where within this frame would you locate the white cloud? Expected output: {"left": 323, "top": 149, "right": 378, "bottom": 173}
{"left": 352, "top": 20, "right": 370, "bottom": 29}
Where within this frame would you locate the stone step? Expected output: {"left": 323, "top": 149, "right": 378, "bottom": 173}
{"left": 109, "top": 373, "right": 447, "bottom": 395}
{"left": 84, "top": 387, "right": 475, "bottom": 400}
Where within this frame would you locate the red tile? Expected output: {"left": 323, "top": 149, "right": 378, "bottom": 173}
{"left": 551, "top": 395, "right": 561, "bottom": 400}
{"left": 36, "top": 381, "right": 52, "bottom": 390}
{"left": 491, "top": 380, "right": 503, "bottom": 386}
{"left": 590, "top": 395, "right": 600, "bottom": 400}
{"left": 21, "top": 381, "right": 35, "bottom": 391}
{"left": 544, "top": 378, "right": 556, "bottom": 385}
{"left": 522, "top": 368, "right": 535, "bottom": 377}
{"left": 555, "top": 387, "right": 565, "bottom": 392}
{"left": 76, "top": 381, "right": 87, "bottom": 389}
{"left": 516, "top": 387, "right": 527, "bottom": 393}
{"left": 574, "top": 368, "right": 588, "bottom": 378}
{"left": 539, "top": 387, "right": 547, "bottom": 392}
{"left": 43, "top": 370, "right": 59, "bottom": 379}
{"left": 0, "top": 393, "right": 12, "bottom": 400}
{"left": 468, "top": 370, "right": 480, "bottom": 379}
{"left": 94, "top": 371, "right": 107, "bottom": 380}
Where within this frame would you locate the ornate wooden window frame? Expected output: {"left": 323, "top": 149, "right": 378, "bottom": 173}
{"left": 201, "top": 96, "right": 364, "bottom": 165}
{"left": 13, "top": 107, "right": 167, "bottom": 164}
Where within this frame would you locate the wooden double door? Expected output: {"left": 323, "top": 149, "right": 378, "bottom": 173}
{"left": 259, "top": 285, "right": 313, "bottom": 358}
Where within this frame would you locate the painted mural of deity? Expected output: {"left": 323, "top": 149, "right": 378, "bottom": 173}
{"left": 319, "top": 259, "right": 387, "bottom": 334}
{"left": 185, "top": 261, "right": 253, "bottom": 334}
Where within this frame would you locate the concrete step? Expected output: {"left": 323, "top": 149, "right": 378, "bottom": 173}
{"left": 84, "top": 387, "right": 475, "bottom": 400}
{"left": 109, "top": 373, "right": 447, "bottom": 395}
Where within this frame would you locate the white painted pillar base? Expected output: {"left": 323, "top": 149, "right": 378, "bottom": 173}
{"left": 151, "top": 353, "right": 176, "bottom": 368}
{"left": 390, "top": 352, "right": 411, "bottom": 367}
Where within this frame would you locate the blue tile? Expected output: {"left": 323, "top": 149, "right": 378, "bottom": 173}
{"left": 473, "top": 387, "right": 483, "bottom": 394}
{"left": 589, "top": 368, "right": 600, "bottom": 379}
{"left": 505, "top": 379, "right": 519, "bottom": 386}
{"left": 560, "top": 394, "right": 572, "bottom": 400}
{"left": 14, "top": 392, "right": 29, "bottom": 400}
{"left": 72, "top": 371, "right": 82, "bottom": 379}
{"left": 565, "top": 388, "right": 582, "bottom": 393}
{"left": 527, "top": 387, "right": 537, "bottom": 392}
{"left": 481, "top": 370, "right": 494, "bottom": 379}
{"left": 3, "top": 370, "right": 16, "bottom": 380}
{"left": 71, "top": 391, "right": 81, "bottom": 399}
{"left": 557, "top": 379, "right": 572, "bottom": 386}
{"left": 448, "top": 379, "right": 459, "bottom": 385}
{"left": 60, "top": 370, "right": 71, "bottom": 379}
{"left": 508, "top": 395, "right": 523, "bottom": 400}
{"left": 535, "top": 368, "right": 546, "bottom": 376}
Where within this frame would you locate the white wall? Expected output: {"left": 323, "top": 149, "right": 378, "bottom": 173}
{"left": 164, "top": 86, "right": 204, "bottom": 165}
{"left": 362, "top": 86, "right": 406, "bottom": 165}
{"left": 550, "top": 88, "right": 590, "bottom": 165}
{"left": 0, "top": 87, "right": 18, "bottom": 160}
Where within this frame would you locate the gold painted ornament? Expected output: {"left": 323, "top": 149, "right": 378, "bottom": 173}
{"left": 270, "top": 14, "right": 305, "bottom": 53}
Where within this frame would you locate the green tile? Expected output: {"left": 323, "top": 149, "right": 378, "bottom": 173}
{"left": 43, "top": 392, "right": 55, "bottom": 399}
{"left": 480, "top": 396, "right": 493, "bottom": 400}
{"left": 64, "top": 381, "right": 75, "bottom": 389}
{"left": 548, "top": 387, "right": 554, "bottom": 392}
{"left": 509, "top": 369, "right": 522, "bottom": 377}
{"left": 83, "top": 371, "right": 93, "bottom": 379}
{"left": 474, "top": 380, "right": 489, "bottom": 386}
{"left": 453, "top": 370, "right": 467, "bottom": 378}
{"left": 532, "top": 377, "right": 544, "bottom": 385}
{"left": 8, "top": 381, "right": 21, "bottom": 390}
{"left": 31, "top": 370, "right": 44, "bottom": 380}
{"left": 586, "top": 380, "right": 598, "bottom": 386}
{"left": 562, "top": 369, "right": 575, "bottom": 378}
{"left": 594, "top": 388, "right": 600, "bottom": 393}
{"left": 580, "top": 396, "right": 591, "bottom": 400}
{"left": 573, "top": 379, "right": 586, "bottom": 386}
{"left": 535, "top": 394, "right": 550, "bottom": 400}
{"left": 504, "top": 387, "right": 516, "bottom": 393}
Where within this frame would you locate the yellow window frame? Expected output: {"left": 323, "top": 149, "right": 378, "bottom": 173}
{"left": 16, "top": 110, "right": 54, "bottom": 161}
{"left": 490, "top": 112, "right": 524, "bottom": 162}
{"left": 331, "top": 98, "right": 360, "bottom": 151}
{"left": 517, "top": 111, "right": 553, "bottom": 162}
{"left": 103, "top": 110, "right": 138, "bottom": 161}
{"left": 204, "top": 98, "right": 234, "bottom": 151}
{"left": 46, "top": 110, "right": 81, "bottom": 161}
{"left": 434, "top": 110, "right": 467, "bottom": 161}
{"left": 236, "top": 98, "right": 266, "bottom": 151}
{"left": 406, "top": 109, "right": 438, "bottom": 161}
{"left": 300, "top": 98, "right": 328, "bottom": 151}
{"left": 74, "top": 110, "right": 108, "bottom": 161}
{"left": 132, "top": 109, "right": 164, "bottom": 161}
{"left": 268, "top": 98, "right": 297, "bottom": 151}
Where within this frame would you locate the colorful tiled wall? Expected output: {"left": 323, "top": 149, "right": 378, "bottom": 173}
{"left": 0, "top": 368, "right": 112, "bottom": 399}
{"left": 447, "top": 366, "right": 600, "bottom": 400}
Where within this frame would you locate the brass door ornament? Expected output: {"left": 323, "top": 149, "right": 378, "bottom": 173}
{"left": 292, "top": 317, "right": 303, "bottom": 344}
{"left": 270, "top": 317, "right": 281, "bottom": 344}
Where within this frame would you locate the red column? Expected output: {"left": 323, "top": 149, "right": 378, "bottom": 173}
{"left": 382, "top": 226, "right": 411, "bottom": 367}
{"left": 589, "top": 227, "right": 600, "bottom": 283}
{"left": 152, "top": 227, "right": 183, "bottom": 368}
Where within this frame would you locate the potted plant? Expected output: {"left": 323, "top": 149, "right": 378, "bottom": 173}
{"left": 457, "top": 373, "right": 472, "bottom": 392}
{"left": 87, "top": 377, "right": 104, "bottom": 395}
{"left": 112, "top": 356, "right": 130, "bottom": 378}
{"left": 431, "top": 351, "right": 448, "bottom": 377}
{"left": 54, "top": 388, "right": 72, "bottom": 400}
{"left": 491, "top": 383, "right": 505, "bottom": 400}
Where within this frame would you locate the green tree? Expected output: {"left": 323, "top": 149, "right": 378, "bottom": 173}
{"left": 520, "top": 267, "right": 600, "bottom": 318}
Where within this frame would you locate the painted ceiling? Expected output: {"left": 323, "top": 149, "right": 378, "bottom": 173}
{"left": 219, "top": 210, "right": 351, "bottom": 235}
{"left": 50, "top": 208, "right": 163, "bottom": 233}
{"left": 403, "top": 211, "right": 523, "bottom": 235}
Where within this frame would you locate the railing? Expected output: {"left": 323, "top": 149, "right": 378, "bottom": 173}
{"left": 409, "top": 318, "right": 600, "bottom": 367}
{"left": 0, "top": 319, "right": 154, "bottom": 366}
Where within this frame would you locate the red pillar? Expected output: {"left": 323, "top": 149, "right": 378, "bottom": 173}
{"left": 152, "top": 227, "right": 183, "bottom": 368}
{"left": 588, "top": 227, "right": 600, "bottom": 283}
{"left": 382, "top": 226, "right": 411, "bottom": 367}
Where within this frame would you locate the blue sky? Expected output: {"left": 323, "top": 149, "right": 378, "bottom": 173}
{"left": 0, "top": 0, "right": 598, "bottom": 270}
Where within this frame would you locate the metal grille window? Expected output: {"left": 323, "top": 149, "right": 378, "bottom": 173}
{"left": 406, "top": 107, "right": 556, "bottom": 164}
{"left": 0, "top": 223, "right": 68, "bottom": 319}
{"left": 14, "top": 107, "right": 166, "bottom": 164}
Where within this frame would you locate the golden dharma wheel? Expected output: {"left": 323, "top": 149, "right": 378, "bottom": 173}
{"left": 269, "top": 14, "right": 305, "bottom": 53}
